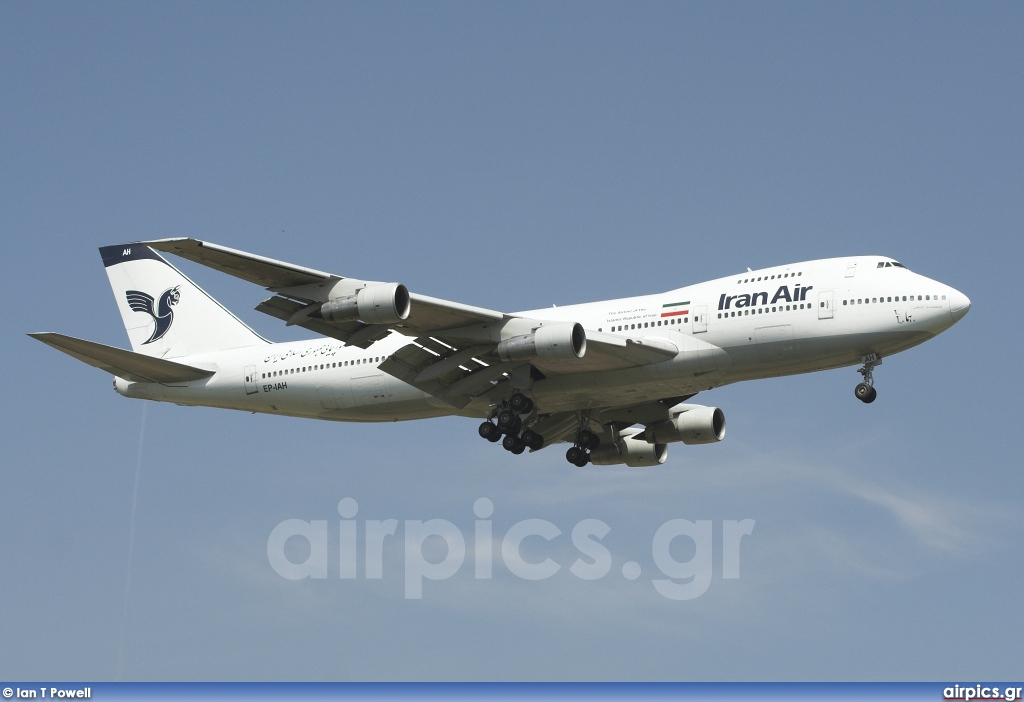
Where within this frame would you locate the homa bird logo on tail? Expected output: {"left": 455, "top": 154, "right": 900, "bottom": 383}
{"left": 125, "top": 286, "right": 181, "bottom": 344}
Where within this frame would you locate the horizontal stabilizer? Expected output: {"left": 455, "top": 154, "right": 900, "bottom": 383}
{"left": 28, "top": 332, "right": 215, "bottom": 384}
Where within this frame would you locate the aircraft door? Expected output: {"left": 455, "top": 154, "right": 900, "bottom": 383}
{"left": 817, "top": 290, "right": 834, "bottom": 320}
{"left": 244, "top": 365, "right": 259, "bottom": 395}
{"left": 692, "top": 305, "right": 708, "bottom": 333}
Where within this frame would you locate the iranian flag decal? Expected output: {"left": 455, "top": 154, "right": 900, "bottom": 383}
{"left": 660, "top": 300, "right": 690, "bottom": 318}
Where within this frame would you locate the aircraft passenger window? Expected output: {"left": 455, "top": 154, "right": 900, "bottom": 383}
{"left": 786, "top": 305, "right": 791, "bottom": 310}
{"left": 926, "top": 295, "right": 930, "bottom": 300}
{"left": 918, "top": 295, "right": 922, "bottom": 300}
{"left": 942, "top": 295, "right": 946, "bottom": 300}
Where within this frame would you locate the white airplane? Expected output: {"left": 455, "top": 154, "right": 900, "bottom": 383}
{"left": 30, "top": 240, "right": 970, "bottom": 467}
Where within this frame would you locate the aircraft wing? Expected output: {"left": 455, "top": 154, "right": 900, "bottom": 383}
{"left": 144, "top": 237, "right": 335, "bottom": 288}
{"left": 145, "top": 238, "right": 505, "bottom": 348}
{"left": 142, "top": 238, "right": 678, "bottom": 405}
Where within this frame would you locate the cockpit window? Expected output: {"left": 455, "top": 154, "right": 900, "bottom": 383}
{"left": 877, "top": 261, "right": 908, "bottom": 269}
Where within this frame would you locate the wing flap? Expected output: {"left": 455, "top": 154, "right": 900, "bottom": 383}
{"left": 254, "top": 296, "right": 384, "bottom": 349}
{"left": 379, "top": 339, "right": 511, "bottom": 409}
{"left": 29, "top": 332, "right": 215, "bottom": 384}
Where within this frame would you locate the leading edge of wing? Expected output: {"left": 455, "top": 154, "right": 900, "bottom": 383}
{"left": 143, "top": 238, "right": 335, "bottom": 289}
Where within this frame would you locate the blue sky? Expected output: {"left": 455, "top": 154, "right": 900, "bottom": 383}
{"left": 1, "top": 1, "right": 1021, "bottom": 681}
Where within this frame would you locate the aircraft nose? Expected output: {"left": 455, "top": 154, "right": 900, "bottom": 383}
{"left": 949, "top": 288, "right": 971, "bottom": 323}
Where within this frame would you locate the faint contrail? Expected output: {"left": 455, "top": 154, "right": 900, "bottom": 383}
{"left": 116, "top": 404, "right": 146, "bottom": 681}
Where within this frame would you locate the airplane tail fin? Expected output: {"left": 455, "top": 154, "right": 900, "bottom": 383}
{"left": 100, "top": 244, "right": 268, "bottom": 358}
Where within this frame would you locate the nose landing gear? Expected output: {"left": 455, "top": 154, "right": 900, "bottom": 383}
{"left": 855, "top": 354, "right": 881, "bottom": 404}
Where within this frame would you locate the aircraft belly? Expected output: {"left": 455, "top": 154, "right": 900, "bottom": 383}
{"left": 723, "top": 328, "right": 934, "bottom": 381}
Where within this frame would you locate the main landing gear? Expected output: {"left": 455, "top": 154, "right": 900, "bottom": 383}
{"left": 565, "top": 427, "right": 601, "bottom": 467}
{"left": 478, "top": 392, "right": 543, "bottom": 455}
{"left": 855, "top": 354, "right": 880, "bottom": 404}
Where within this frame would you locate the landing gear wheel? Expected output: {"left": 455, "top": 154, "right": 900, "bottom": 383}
{"left": 576, "top": 429, "right": 600, "bottom": 451}
{"left": 509, "top": 393, "right": 534, "bottom": 414}
{"left": 855, "top": 382, "right": 877, "bottom": 403}
{"left": 503, "top": 435, "right": 526, "bottom": 453}
{"left": 521, "top": 429, "right": 544, "bottom": 451}
{"left": 855, "top": 354, "right": 880, "bottom": 404}
{"left": 497, "top": 409, "right": 517, "bottom": 431}
{"left": 478, "top": 421, "right": 501, "bottom": 441}
{"left": 566, "top": 446, "right": 589, "bottom": 467}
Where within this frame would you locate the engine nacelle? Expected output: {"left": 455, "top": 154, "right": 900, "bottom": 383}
{"left": 496, "top": 322, "right": 587, "bottom": 362}
{"left": 647, "top": 404, "right": 726, "bottom": 445}
{"left": 590, "top": 435, "right": 668, "bottom": 467}
{"left": 320, "top": 283, "right": 411, "bottom": 325}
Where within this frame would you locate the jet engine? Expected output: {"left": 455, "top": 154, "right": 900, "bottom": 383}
{"left": 496, "top": 322, "right": 587, "bottom": 362}
{"left": 646, "top": 404, "right": 726, "bottom": 445}
{"left": 320, "top": 283, "right": 411, "bottom": 325}
{"left": 589, "top": 431, "right": 668, "bottom": 467}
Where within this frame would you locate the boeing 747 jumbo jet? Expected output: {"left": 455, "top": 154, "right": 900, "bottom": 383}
{"left": 30, "top": 240, "right": 970, "bottom": 467}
